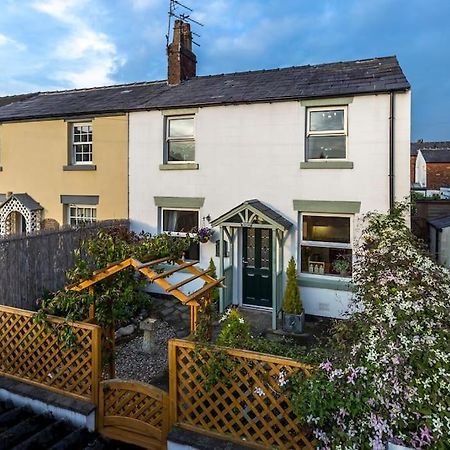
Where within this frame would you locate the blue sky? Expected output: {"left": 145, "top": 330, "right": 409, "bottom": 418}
{"left": 0, "top": 0, "right": 449, "bottom": 140}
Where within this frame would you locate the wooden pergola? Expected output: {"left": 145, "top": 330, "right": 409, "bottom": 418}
{"left": 66, "top": 256, "right": 224, "bottom": 333}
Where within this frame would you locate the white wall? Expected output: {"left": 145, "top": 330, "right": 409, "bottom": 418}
{"left": 415, "top": 151, "right": 427, "bottom": 187}
{"left": 129, "top": 92, "right": 411, "bottom": 318}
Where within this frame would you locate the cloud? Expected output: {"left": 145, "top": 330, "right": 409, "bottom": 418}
{"left": 31, "top": 0, "right": 124, "bottom": 88}
{"left": 0, "top": 33, "right": 26, "bottom": 51}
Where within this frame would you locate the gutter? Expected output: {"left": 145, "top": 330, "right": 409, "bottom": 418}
{"left": 388, "top": 91, "right": 395, "bottom": 211}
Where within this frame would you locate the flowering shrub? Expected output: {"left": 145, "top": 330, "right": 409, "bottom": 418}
{"left": 292, "top": 203, "right": 450, "bottom": 449}
{"left": 196, "top": 227, "right": 214, "bottom": 243}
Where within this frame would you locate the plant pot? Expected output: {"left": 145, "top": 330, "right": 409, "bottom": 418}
{"left": 282, "top": 311, "right": 305, "bottom": 334}
{"left": 199, "top": 237, "right": 209, "bottom": 243}
{"left": 387, "top": 443, "right": 413, "bottom": 450}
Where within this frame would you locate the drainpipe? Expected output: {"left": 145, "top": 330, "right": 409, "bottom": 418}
{"left": 388, "top": 92, "right": 395, "bottom": 211}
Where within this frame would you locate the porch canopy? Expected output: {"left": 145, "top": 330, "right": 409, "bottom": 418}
{"left": 211, "top": 199, "right": 292, "bottom": 330}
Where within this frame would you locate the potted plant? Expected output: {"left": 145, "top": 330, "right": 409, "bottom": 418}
{"left": 196, "top": 227, "right": 214, "bottom": 243}
{"left": 281, "top": 257, "right": 305, "bottom": 334}
{"left": 332, "top": 254, "right": 351, "bottom": 276}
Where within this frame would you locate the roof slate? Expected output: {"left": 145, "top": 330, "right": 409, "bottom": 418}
{"left": 0, "top": 56, "right": 409, "bottom": 122}
{"left": 411, "top": 141, "right": 450, "bottom": 156}
{"left": 420, "top": 149, "right": 450, "bottom": 163}
{"left": 0, "top": 193, "right": 43, "bottom": 211}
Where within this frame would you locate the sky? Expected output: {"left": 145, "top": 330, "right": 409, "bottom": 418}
{"left": 0, "top": 0, "right": 449, "bottom": 140}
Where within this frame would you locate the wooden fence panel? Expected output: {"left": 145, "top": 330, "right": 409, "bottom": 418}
{"left": 0, "top": 305, "right": 101, "bottom": 404}
{"left": 0, "top": 220, "right": 128, "bottom": 310}
{"left": 169, "top": 339, "right": 316, "bottom": 450}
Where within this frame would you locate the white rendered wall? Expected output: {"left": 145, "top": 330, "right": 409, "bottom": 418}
{"left": 415, "top": 151, "right": 427, "bottom": 187}
{"left": 129, "top": 92, "right": 411, "bottom": 318}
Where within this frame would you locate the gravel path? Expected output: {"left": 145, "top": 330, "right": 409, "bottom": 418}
{"left": 115, "top": 321, "right": 176, "bottom": 385}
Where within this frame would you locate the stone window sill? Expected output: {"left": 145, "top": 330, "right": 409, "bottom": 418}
{"left": 159, "top": 163, "right": 199, "bottom": 171}
{"left": 298, "top": 275, "right": 354, "bottom": 292}
{"left": 300, "top": 161, "right": 354, "bottom": 169}
{"left": 63, "top": 165, "right": 97, "bottom": 171}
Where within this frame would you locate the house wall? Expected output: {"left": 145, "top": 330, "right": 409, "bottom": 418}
{"left": 129, "top": 91, "right": 411, "bottom": 318}
{"left": 426, "top": 162, "right": 450, "bottom": 190}
{"left": 415, "top": 150, "right": 427, "bottom": 187}
{"left": 0, "top": 116, "right": 129, "bottom": 225}
{"left": 410, "top": 155, "right": 417, "bottom": 184}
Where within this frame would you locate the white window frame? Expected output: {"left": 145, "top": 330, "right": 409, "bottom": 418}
{"left": 299, "top": 212, "right": 353, "bottom": 279}
{"left": 165, "top": 115, "right": 195, "bottom": 164}
{"left": 161, "top": 207, "right": 199, "bottom": 237}
{"left": 306, "top": 106, "right": 348, "bottom": 161}
{"left": 71, "top": 122, "right": 93, "bottom": 165}
{"left": 67, "top": 204, "right": 97, "bottom": 226}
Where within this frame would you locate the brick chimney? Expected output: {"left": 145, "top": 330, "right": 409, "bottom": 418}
{"left": 167, "top": 19, "right": 197, "bottom": 85}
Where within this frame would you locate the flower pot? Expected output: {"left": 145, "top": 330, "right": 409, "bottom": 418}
{"left": 387, "top": 443, "right": 413, "bottom": 450}
{"left": 282, "top": 311, "right": 305, "bottom": 334}
{"left": 199, "top": 237, "right": 209, "bottom": 243}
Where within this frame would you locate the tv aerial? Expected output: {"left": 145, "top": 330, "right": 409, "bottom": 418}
{"left": 166, "top": 0, "right": 203, "bottom": 49}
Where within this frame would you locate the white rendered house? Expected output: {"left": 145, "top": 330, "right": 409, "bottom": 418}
{"left": 129, "top": 21, "right": 411, "bottom": 326}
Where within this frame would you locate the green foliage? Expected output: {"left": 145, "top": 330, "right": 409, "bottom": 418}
{"left": 282, "top": 257, "right": 302, "bottom": 314}
{"left": 290, "top": 202, "right": 450, "bottom": 449}
{"left": 216, "top": 308, "right": 252, "bottom": 348}
{"left": 206, "top": 258, "right": 219, "bottom": 303}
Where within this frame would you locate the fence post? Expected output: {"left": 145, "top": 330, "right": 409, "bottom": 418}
{"left": 168, "top": 339, "right": 177, "bottom": 427}
{"left": 91, "top": 325, "right": 102, "bottom": 430}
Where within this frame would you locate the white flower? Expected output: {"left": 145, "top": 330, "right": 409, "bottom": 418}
{"left": 254, "top": 387, "right": 265, "bottom": 397}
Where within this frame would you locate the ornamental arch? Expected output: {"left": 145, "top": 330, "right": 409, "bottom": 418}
{"left": 0, "top": 193, "right": 43, "bottom": 236}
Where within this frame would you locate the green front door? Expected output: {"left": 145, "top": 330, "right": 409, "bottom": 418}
{"left": 242, "top": 227, "right": 272, "bottom": 308}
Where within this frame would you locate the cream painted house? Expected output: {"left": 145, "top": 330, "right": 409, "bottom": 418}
{"left": 0, "top": 94, "right": 130, "bottom": 233}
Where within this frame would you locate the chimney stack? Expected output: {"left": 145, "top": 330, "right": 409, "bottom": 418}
{"left": 167, "top": 19, "right": 197, "bottom": 85}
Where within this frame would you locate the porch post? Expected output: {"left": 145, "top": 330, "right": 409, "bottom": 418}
{"left": 219, "top": 226, "right": 225, "bottom": 312}
{"left": 271, "top": 228, "right": 277, "bottom": 330}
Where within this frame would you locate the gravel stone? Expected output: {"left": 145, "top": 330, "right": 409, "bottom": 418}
{"left": 115, "top": 321, "right": 176, "bottom": 384}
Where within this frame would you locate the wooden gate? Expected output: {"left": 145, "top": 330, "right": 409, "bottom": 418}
{"left": 98, "top": 379, "right": 171, "bottom": 450}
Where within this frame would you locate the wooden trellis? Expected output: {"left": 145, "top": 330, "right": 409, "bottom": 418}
{"left": 169, "top": 339, "right": 316, "bottom": 449}
{"left": 67, "top": 257, "right": 224, "bottom": 332}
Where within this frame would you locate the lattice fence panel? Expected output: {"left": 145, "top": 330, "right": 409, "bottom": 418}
{"left": 0, "top": 305, "right": 101, "bottom": 402}
{"left": 169, "top": 339, "right": 316, "bottom": 450}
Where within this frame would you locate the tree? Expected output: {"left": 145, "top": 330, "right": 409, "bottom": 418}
{"left": 282, "top": 257, "right": 302, "bottom": 314}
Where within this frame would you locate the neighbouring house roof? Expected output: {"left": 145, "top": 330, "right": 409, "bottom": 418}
{"left": 0, "top": 193, "right": 43, "bottom": 211}
{"left": 212, "top": 199, "right": 293, "bottom": 230}
{"left": 428, "top": 215, "right": 450, "bottom": 230}
{"left": 0, "top": 56, "right": 410, "bottom": 122}
{"left": 420, "top": 149, "right": 450, "bottom": 163}
{"left": 0, "top": 93, "right": 38, "bottom": 108}
{"left": 411, "top": 141, "right": 450, "bottom": 156}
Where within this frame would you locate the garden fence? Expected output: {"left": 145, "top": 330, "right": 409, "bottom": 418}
{"left": 0, "top": 220, "right": 128, "bottom": 310}
{"left": 168, "top": 339, "right": 316, "bottom": 449}
{"left": 0, "top": 304, "right": 101, "bottom": 403}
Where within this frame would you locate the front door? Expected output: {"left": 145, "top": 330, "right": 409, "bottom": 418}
{"left": 242, "top": 228, "right": 272, "bottom": 308}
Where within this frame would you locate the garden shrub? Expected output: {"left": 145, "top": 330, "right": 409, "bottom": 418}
{"left": 282, "top": 256, "right": 303, "bottom": 314}
{"left": 291, "top": 203, "right": 450, "bottom": 449}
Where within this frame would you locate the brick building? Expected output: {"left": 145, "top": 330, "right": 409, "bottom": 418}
{"left": 411, "top": 140, "right": 450, "bottom": 185}
{"left": 415, "top": 148, "right": 450, "bottom": 190}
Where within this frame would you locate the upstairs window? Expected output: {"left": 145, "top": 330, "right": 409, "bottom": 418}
{"left": 162, "top": 208, "right": 199, "bottom": 260}
{"left": 306, "top": 107, "right": 347, "bottom": 160}
{"left": 166, "top": 116, "right": 195, "bottom": 163}
{"left": 300, "top": 214, "right": 352, "bottom": 277}
{"left": 71, "top": 122, "right": 93, "bottom": 164}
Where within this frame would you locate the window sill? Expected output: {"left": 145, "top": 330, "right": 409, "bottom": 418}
{"left": 63, "top": 165, "right": 97, "bottom": 171}
{"left": 159, "top": 163, "right": 199, "bottom": 171}
{"left": 300, "top": 161, "right": 354, "bottom": 169}
{"left": 298, "top": 275, "right": 354, "bottom": 292}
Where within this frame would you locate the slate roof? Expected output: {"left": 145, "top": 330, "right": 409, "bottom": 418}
{"left": 428, "top": 215, "right": 450, "bottom": 230}
{"left": 0, "top": 193, "right": 43, "bottom": 211}
{"left": 0, "top": 93, "right": 37, "bottom": 108}
{"left": 212, "top": 199, "right": 293, "bottom": 230}
{"left": 411, "top": 141, "right": 450, "bottom": 156}
{"left": 420, "top": 149, "right": 450, "bottom": 163}
{"left": 0, "top": 56, "right": 409, "bottom": 122}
